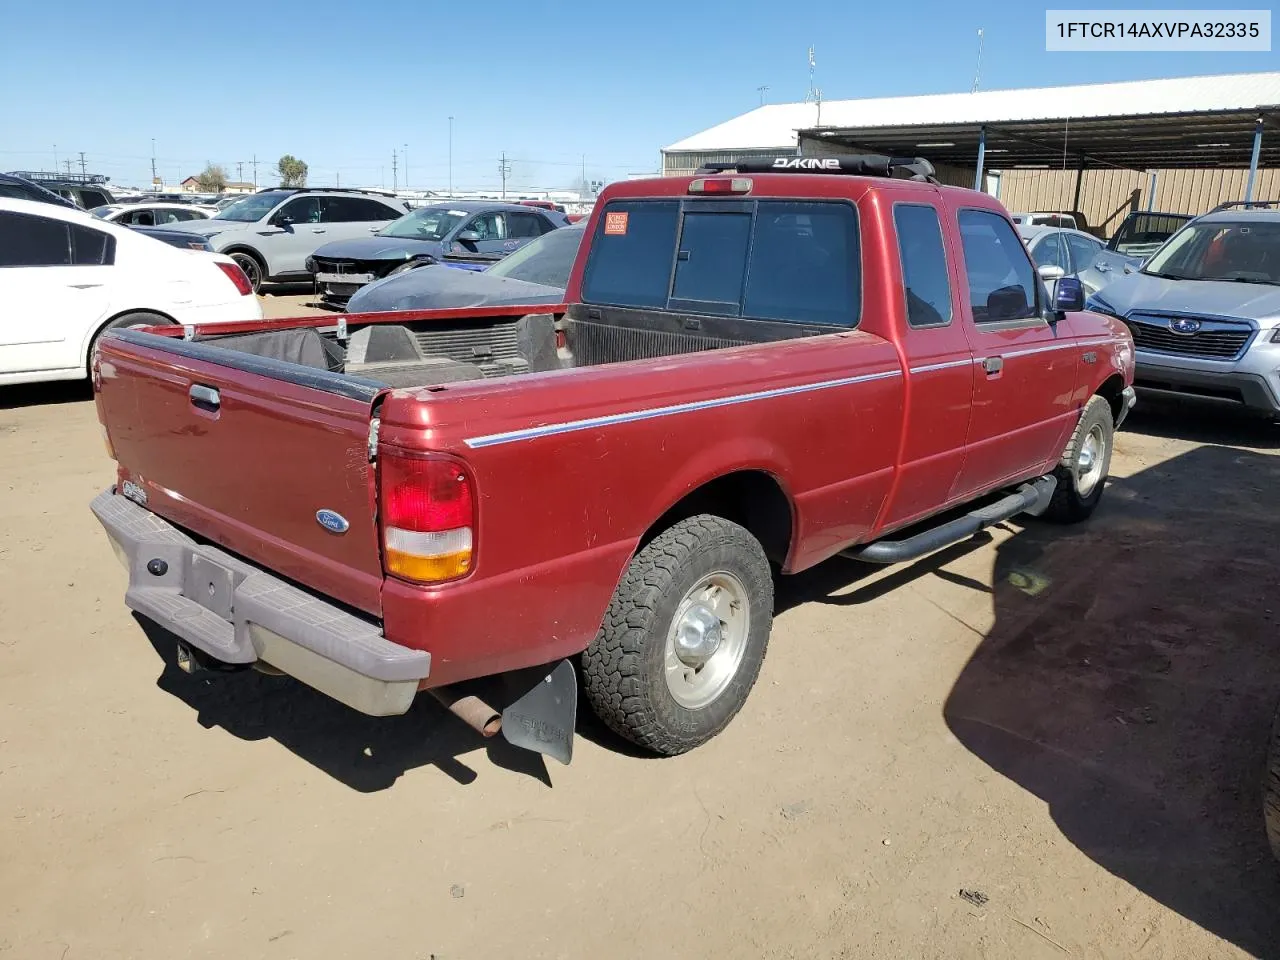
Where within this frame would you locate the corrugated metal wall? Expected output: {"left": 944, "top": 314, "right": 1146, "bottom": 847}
{"left": 998, "top": 167, "right": 1280, "bottom": 235}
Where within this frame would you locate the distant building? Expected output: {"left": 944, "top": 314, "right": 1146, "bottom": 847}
{"left": 179, "top": 177, "right": 256, "bottom": 194}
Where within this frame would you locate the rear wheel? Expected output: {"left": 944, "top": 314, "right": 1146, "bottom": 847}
{"left": 87, "top": 311, "right": 172, "bottom": 376}
{"left": 228, "top": 251, "right": 265, "bottom": 293}
{"left": 581, "top": 515, "right": 773, "bottom": 756}
{"left": 1043, "top": 395, "right": 1114, "bottom": 523}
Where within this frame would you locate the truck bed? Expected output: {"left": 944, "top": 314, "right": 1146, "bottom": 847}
{"left": 145, "top": 302, "right": 846, "bottom": 392}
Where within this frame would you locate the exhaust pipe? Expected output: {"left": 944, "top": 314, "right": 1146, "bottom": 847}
{"left": 429, "top": 686, "right": 502, "bottom": 738}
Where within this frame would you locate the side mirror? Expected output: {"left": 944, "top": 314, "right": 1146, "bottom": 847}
{"left": 272, "top": 214, "right": 294, "bottom": 227}
{"left": 1037, "top": 264, "right": 1065, "bottom": 281}
{"left": 455, "top": 229, "right": 482, "bottom": 242}
{"left": 1054, "top": 276, "right": 1085, "bottom": 312}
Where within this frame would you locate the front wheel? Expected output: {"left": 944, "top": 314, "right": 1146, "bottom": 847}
{"left": 1043, "top": 394, "right": 1114, "bottom": 523}
{"left": 581, "top": 515, "right": 773, "bottom": 756}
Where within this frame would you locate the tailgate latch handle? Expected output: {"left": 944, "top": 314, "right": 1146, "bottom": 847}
{"left": 189, "top": 384, "right": 221, "bottom": 411}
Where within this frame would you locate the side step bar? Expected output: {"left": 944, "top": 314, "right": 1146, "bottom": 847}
{"left": 843, "top": 476, "right": 1057, "bottom": 565}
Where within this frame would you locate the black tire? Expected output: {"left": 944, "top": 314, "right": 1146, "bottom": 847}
{"left": 1266, "top": 702, "right": 1280, "bottom": 862}
{"left": 87, "top": 311, "right": 172, "bottom": 376}
{"left": 1043, "top": 394, "right": 1114, "bottom": 524}
{"left": 227, "top": 250, "right": 265, "bottom": 293}
{"left": 582, "top": 515, "right": 773, "bottom": 756}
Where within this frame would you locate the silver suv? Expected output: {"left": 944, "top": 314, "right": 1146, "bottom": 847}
{"left": 1085, "top": 205, "right": 1280, "bottom": 418}
{"left": 164, "top": 187, "right": 409, "bottom": 291}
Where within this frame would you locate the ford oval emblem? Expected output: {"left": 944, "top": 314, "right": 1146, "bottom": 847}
{"left": 316, "top": 509, "right": 350, "bottom": 534}
{"left": 1169, "top": 317, "right": 1202, "bottom": 335}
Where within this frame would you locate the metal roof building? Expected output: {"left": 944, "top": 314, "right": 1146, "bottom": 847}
{"left": 662, "top": 72, "right": 1280, "bottom": 230}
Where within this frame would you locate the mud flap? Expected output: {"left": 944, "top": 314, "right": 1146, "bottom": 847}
{"left": 501, "top": 659, "right": 577, "bottom": 765}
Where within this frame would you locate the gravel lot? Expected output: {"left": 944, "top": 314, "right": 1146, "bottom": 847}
{"left": 3, "top": 298, "right": 1279, "bottom": 959}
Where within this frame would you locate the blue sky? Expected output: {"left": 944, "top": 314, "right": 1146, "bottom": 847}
{"left": 0, "top": 0, "right": 1273, "bottom": 192}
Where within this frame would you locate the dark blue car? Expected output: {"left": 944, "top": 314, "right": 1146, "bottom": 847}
{"left": 307, "top": 200, "right": 567, "bottom": 308}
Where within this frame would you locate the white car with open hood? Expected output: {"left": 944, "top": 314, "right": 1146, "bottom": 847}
{"left": 0, "top": 198, "right": 263, "bottom": 386}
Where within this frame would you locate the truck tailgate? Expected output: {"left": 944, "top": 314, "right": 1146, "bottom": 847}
{"left": 95, "top": 329, "right": 387, "bottom": 615}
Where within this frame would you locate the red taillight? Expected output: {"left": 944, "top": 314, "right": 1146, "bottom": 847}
{"left": 216, "top": 260, "right": 253, "bottom": 296}
{"left": 379, "top": 452, "right": 475, "bottom": 584}
{"left": 688, "top": 177, "right": 752, "bottom": 195}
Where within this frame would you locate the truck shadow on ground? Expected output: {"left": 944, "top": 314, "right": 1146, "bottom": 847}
{"left": 939, "top": 440, "right": 1280, "bottom": 958}
{"left": 137, "top": 618, "right": 555, "bottom": 791}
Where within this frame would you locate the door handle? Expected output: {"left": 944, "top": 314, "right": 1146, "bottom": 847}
{"left": 311, "top": 228, "right": 326, "bottom": 233}
{"left": 189, "top": 384, "right": 220, "bottom": 410}
{"left": 982, "top": 356, "right": 1004, "bottom": 375}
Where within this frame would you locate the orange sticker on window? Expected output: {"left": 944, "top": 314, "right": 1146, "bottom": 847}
{"left": 604, "top": 211, "right": 629, "bottom": 235}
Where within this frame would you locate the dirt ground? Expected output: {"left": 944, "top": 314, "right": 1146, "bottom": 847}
{"left": 3, "top": 299, "right": 1280, "bottom": 959}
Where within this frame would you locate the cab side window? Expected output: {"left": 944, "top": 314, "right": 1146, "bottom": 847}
{"left": 958, "top": 210, "right": 1038, "bottom": 323}
{"left": 894, "top": 204, "right": 953, "bottom": 328}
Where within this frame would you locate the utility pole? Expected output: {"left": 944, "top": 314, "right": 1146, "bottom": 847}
{"left": 498, "top": 152, "right": 511, "bottom": 199}
{"left": 251, "top": 154, "right": 258, "bottom": 188}
{"left": 64, "top": 159, "right": 73, "bottom": 176}
{"left": 78, "top": 152, "right": 87, "bottom": 176}
{"left": 581, "top": 154, "right": 586, "bottom": 193}
{"left": 403, "top": 143, "right": 409, "bottom": 192}
{"left": 392, "top": 150, "right": 398, "bottom": 192}
{"left": 53, "top": 144, "right": 58, "bottom": 172}
{"left": 150, "top": 139, "right": 157, "bottom": 187}
{"left": 236, "top": 161, "right": 244, "bottom": 181}
{"left": 971, "top": 28, "right": 985, "bottom": 93}
{"left": 336, "top": 170, "right": 341, "bottom": 188}
{"left": 757, "top": 84, "right": 770, "bottom": 106}
{"left": 448, "top": 116, "right": 454, "bottom": 196}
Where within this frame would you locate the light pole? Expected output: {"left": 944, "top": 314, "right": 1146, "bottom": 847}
{"left": 448, "top": 116, "right": 454, "bottom": 196}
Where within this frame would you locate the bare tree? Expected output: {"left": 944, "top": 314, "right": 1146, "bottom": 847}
{"left": 276, "top": 155, "right": 308, "bottom": 188}
{"left": 195, "top": 162, "right": 229, "bottom": 193}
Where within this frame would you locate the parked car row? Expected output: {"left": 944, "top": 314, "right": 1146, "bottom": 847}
{"left": 309, "top": 200, "right": 569, "bottom": 308}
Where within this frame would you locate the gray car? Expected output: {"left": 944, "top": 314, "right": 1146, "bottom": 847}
{"left": 347, "top": 221, "right": 585, "bottom": 313}
{"left": 1085, "top": 208, "right": 1280, "bottom": 417}
{"left": 161, "top": 187, "right": 409, "bottom": 291}
{"left": 1019, "top": 224, "right": 1105, "bottom": 295}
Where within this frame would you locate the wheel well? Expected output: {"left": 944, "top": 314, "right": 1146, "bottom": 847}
{"left": 1095, "top": 374, "right": 1127, "bottom": 423}
{"left": 221, "top": 246, "right": 266, "bottom": 273}
{"left": 83, "top": 309, "right": 177, "bottom": 369}
{"left": 640, "top": 471, "right": 793, "bottom": 567}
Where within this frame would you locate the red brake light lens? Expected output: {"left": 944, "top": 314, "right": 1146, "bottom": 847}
{"left": 379, "top": 452, "right": 476, "bottom": 583}
{"left": 216, "top": 260, "right": 254, "bottom": 296}
{"left": 688, "top": 177, "right": 752, "bottom": 195}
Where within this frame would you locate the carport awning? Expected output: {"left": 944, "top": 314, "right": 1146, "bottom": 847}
{"left": 799, "top": 108, "right": 1280, "bottom": 170}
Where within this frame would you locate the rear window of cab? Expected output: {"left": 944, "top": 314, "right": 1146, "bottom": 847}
{"left": 582, "top": 199, "right": 861, "bottom": 327}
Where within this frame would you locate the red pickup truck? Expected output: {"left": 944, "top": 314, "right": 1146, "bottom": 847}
{"left": 91, "top": 155, "right": 1135, "bottom": 765}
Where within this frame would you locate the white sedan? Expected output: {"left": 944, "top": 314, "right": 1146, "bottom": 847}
{"left": 0, "top": 198, "right": 263, "bottom": 386}
{"left": 90, "top": 202, "right": 210, "bottom": 227}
